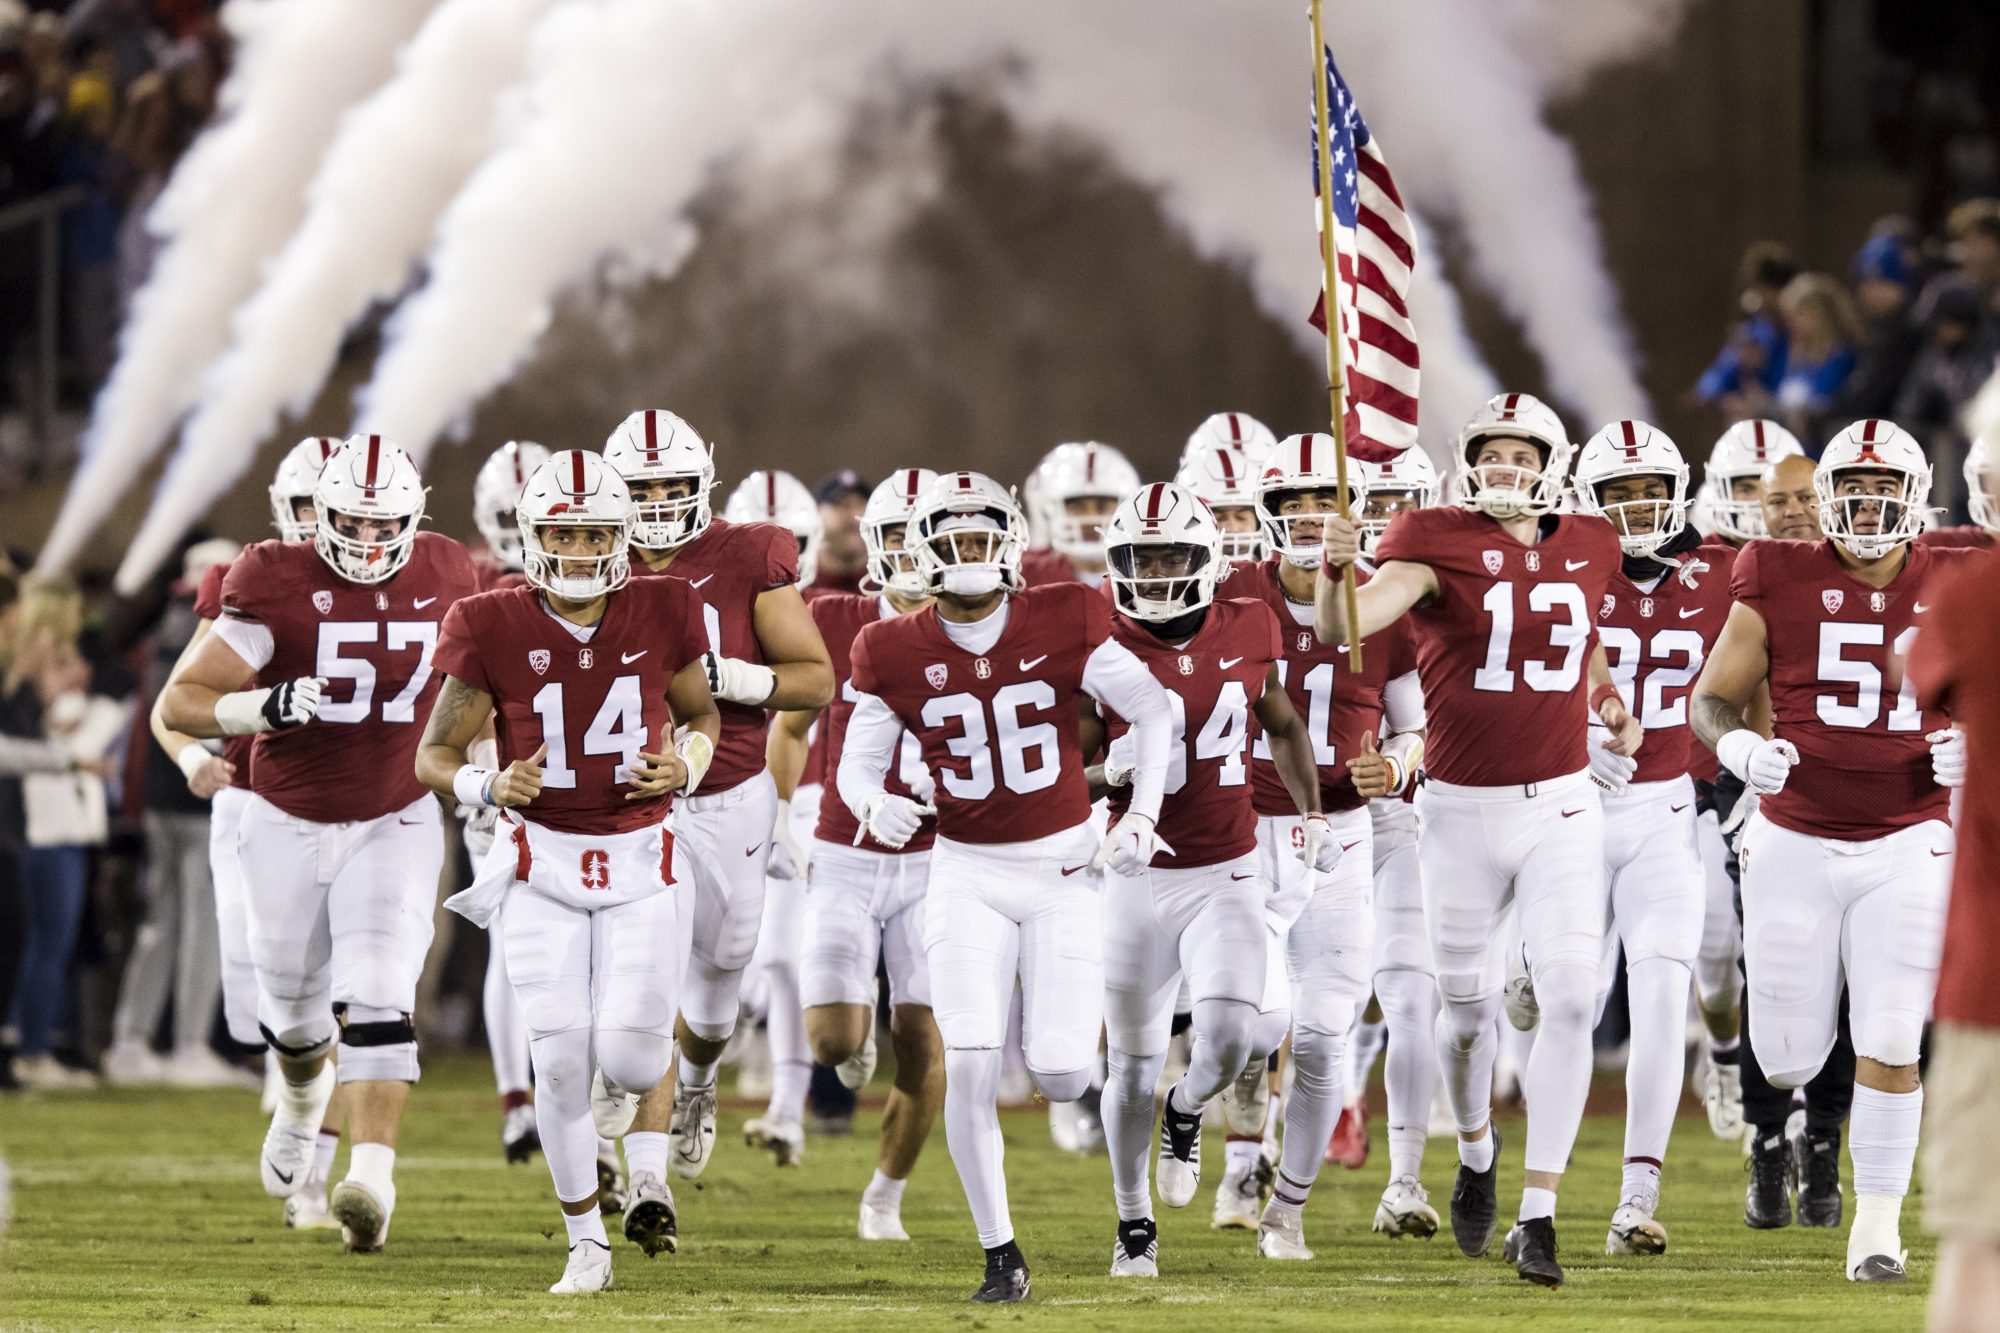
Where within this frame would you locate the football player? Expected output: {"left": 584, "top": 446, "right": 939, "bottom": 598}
{"left": 1020, "top": 441, "right": 1141, "bottom": 587}
{"left": 836, "top": 471, "right": 1173, "bottom": 1303}
{"left": 770, "top": 468, "right": 943, "bottom": 1239}
{"left": 148, "top": 435, "right": 347, "bottom": 1230}
{"left": 1317, "top": 394, "right": 1641, "bottom": 1287}
{"left": 419, "top": 449, "right": 718, "bottom": 1294}
{"left": 1175, "top": 444, "right": 1267, "bottom": 565}
{"left": 1918, "top": 435, "right": 1998, "bottom": 549}
{"left": 1182, "top": 411, "right": 1280, "bottom": 473}
{"left": 1090, "top": 481, "right": 1328, "bottom": 1278}
{"left": 1571, "top": 421, "right": 1734, "bottom": 1256}
{"left": 1692, "top": 419, "right": 1974, "bottom": 1282}
{"left": 1704, "top": 419, "right": 1805, "bottom": 546}
{"left": 1220, "top": 437, "right": 1422, "bottom": 1261}
{"left": 598, "top": 411, "right": 834, "bottom": 1222}
{"left": 161, "top": 435, "right": 479, "bottom": 1253}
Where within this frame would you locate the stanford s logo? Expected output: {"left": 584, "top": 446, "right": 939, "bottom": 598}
{"left": 579, "top": 648, "right": 594, "bottom": 670}
{"left": 1822, "top": 589, "right": 1844, "bottom": 614}
{"left": 1870, "top": 591, "right": 1886, "bottom": 613}
{"left": 580, "top": 849, "right": 611, "bottom": 891}
{"left": 1297, "top": 632, "right": 1314, "bottom": 654}
{"left": 1177, "top": 654, "right": 1194, "bottom": 676}
{"left": 924, "top": 663, "right": 948, "bottom": 690}
{"left": 973, "top": 657, "right": 992, "bottom": 680}
{"left": 312, "top": 590, "right": 333, "bottom": 615}
{"left": 1524, "top": 551, "right": 1542, "bottom": 572}
{"left": 375, "top": 592, "right": 389, "bottom": 611}
{"left": 529, "top": 649, "right": 551, "bottom": 676}
{"left": 1481, "top": 549, "right": 1503, "bottom": 575}
{"left": 1639, "top": 597, "right": 1655, "bottom": 619}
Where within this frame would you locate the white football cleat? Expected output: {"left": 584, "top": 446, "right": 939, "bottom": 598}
{"left": 668, "top": 1083, "right": 718, "bottom": 1179}
{"left": 260, "top": 1122, "right": 317, "bottom": 1199}
{"left": 858, "top": 1195, "right": 910, "bottom": 1242}
{"left": 1219, "top": 1060, "right": 1270, "bottom": 1137}
{"left": 1211, "top": 1153, "right": 1272, "bottom": 1230}
{"left": 836, "top": 1029, "right": 878, "bottom": 1091}
{"left": 590, "top": 1069, "right": 639, "bottom": 1140}
{"left": 1606, "top": 1197, "right": 1668, "bottom": 1255}
{"left": 261, "top": 1054, "right": 282, "bottom": 1114}
{"left": 503, "top": 1103, "right": 540, "bottom": 1164}
{"left": 1373, "top": 1174, "right": 1440, "bottom": 1239}
{"left": 1155, "top": 1085, "right": 1203, "bottom": 1208}
{"left": 329, "top": 1177, "right": 392, "bottom": 1253}
{"left": 1257, "top": 1208, "right": 1314, "bottom": 1261}
{"left": 621, "top": 1171, "right": 677, "bottom": 1256}
{"left": 1701, "top": 1053, "right": 1745, "bottom": 1142}
{"left": 549, "top": 1239, "right": 614, "bottom": 1294}
{"left": 283, "top": 1179, "right": 340, "bottom": 1231}
{"left": 743, "top": 1116, "right": 805, "bottom": 1166}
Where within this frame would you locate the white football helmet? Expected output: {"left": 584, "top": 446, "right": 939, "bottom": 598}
{"left": 1966, "top": 435, "right": 1999, "bottom": 533}
{"left": 723, "top": 469, "right": 823, "bottom": 589}
{"left": 1704, "top": 418, "right": 1804, "bottom": 541}
{"left": 312, "top": 434, "right": 426, "bottom": 585}
{"left": 1027, "top": 442, "right": 1141, "bottom": 564}
{"left": 1255, "top": 433, "right": 1361, "bottom": 571}
{"left": 861, "top": 468, "right": 939, "bottom": 599}
{"left": 1356, "top": 448, "right": 1440, "bottom": 555}
{"left": 1815, "top": 419, "right": 1932, "bottom": 560}
{"left": 1456, "top": 393, "right": 1572, "bottom": 519}
{"left": 517, "top": 450, "right": 633, "bottom": 602}
{"left": 1182, "top": 411, "right": 1279, "bottom": 471}
{"left": 908, "top": 471, "right": 1029, "bottom": 598}
{"left": 269, "top": 436, "right": 340, "bottom": 542}
{"left": 1104, "top": 481, "right": 1224, "bottom": 623}
{"left": 473, "top": 440, "right": 551, "bottom": 571}
{"left": 1572, "top": 420, "right": 1690, "bottom": 559}
{"left": 601, "top": 409, "right": 714, "bottom": 550}
{"left": 1174, "top": 445, "right": 1266, "bottom": 564}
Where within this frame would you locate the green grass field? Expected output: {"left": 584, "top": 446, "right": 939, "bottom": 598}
{"left": 0, "top": 1054, "right": 1933, "bottom": 1331}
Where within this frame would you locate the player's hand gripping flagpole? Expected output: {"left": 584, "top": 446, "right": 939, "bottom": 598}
{"left": 1310, "top": 0, "right": 1363, "bottom": 673}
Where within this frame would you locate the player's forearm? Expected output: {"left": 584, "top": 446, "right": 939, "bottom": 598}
{"left": 1690, "top": 692, "right": 1751, "bottom": 753}
{"left": 415, "top": 742, "right": 473, "bottom": 800}
{"left": 1317, "top": 575, "right": 1406, "bottom": 645}
{"left": 766, "top": 712, "right": 812, "bottom": 801}
{"left": 149, "top": 693, "right": 207, "bottom": 768}
{"left": 1313, "top": 567, "right": 1352, "bottom": 645}
{"left": 1266, "top": 720, "right": 1323, "bottom": 818}
{"left": 158, "top": 682, "right": 228, "bottom": 739}
{"left": 765, "top": 659, "right": 834, "bottom": 711}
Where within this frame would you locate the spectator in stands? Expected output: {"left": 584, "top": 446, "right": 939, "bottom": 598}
{"left": 56, "top": 41, "right": 121, "bottom": 393}
{"left": 1769, "top": 273, "right": 1863, "bottom": 449}
{"left": 60, "top": 0, "right": 163, "bottom": 94}
{"left": 1894, "top": 284, "right": 1991, "bottom": 520}
{"left": 113, "top": 38, "right": 211, "bottom": 300}
{"left": 1836, "top": 231, "right": 1924, "bottom": 420}
{"left": 811, "top": 468, "right": 872, "bottom": 594}
{"left": 1694, "top": 241, "right": 1796, "bottom": 411}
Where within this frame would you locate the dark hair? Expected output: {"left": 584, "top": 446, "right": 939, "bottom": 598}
{"left": 1739, "top": 241, "right": 1800, "bottom": 293}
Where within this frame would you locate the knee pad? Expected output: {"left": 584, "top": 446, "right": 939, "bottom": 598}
{"left": 595, "top": 1028, "right": 673, "bottom": 1096}
{"left": 1374, "top": 967, "right": 1437, "bottom": 1028}
{"left": 1287, "top": 1022, "right": 1343, "bottom": 1086}
{"left": 678, "top": 957, "right": 745, "bottom": 1038}
{"left": 1439, "top": 993, "right": 1499, "bottom": 1050}
{"left": 529, "top": 1026, "right": 594, "bottom": 1111}
{"left": 1530, "top": 962, "right": 1598, "bottom": 1035}
{"left": 1249, "top": 1007, "right": 1291, "bottom": 1063}
{"left": 1192, "top": 998, "right": 1259, "bottom": 1071}
{"left": 1029, "top": 1065, "right": 1092, "bottom": 1103}
{"left": 337, "top": 1005, "right": 419, "bottom": 1084}
{"left": 1436, "top": 966, "right": 1493, "bottom": 1009}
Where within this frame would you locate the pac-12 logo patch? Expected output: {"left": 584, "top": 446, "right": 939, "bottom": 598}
{"left": 1481, "top": 549, "right": 1503, "bottom": 575}
{"left": 580, "top": 850, "right": 610, "bottom": 891}
{"left": 529, "top": 649, "right": 551, "bottom": 676}
{"left": 1822, "top": 589, "right": 1844, "bottom": 614}
{"left": 1599, "top": 594, "right": 1616, "bottom": 620}
{"left": 312, "top": 590, "right": 333, "bottom": 615}
{"left": 973, "top": 657, "right": 992, "bottom": 680}
{"left": 924, "top": 663, "right": 948, "bottom": 690}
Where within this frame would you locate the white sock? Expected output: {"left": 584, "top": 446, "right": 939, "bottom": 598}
{"left": 1519, "top": 962, "right": 1595, "bottom": 1176}
{"left": 1852, "top": 1192, "right": 1905, "bottom": 1255}
{"left": 624, "top": 1131, "right": 667, "bottom": 1181}
{"left": 1458, "top": 1129, "right": 1495, "bottom": 1173}
{"left": 1620, "top": 1159, "right": 1661, "bottom": 1209}
{"left": 1621, "top": 959, "right": 1691, "bottom": 1167}
{"left": 942, "top": 1047, "right": 1013, "bottom": 1248}
{"left": 1224, "top": 1138, "right": 1262, "bottom": 1174}
{"left": 767, "top": 1060, "right": 809, "bottom": 1126}
{"left": 347, "top": 1142, "right": 396, "bottom": 1209}
{"left": 679, "top": 1055, "right": 719, "bottom": 1092}
{"left": 562, "top": 1209, "right": 608, "bottom": 1249}
{"left": 1849, "top": 1085, "right": 1922, "bottom": 1197}
{"left": 1519, "top": 1185, "right": 1556, "bottom": 1222}
{"left": 1709, "top": 1033, "right": 1740, "bottom": 1057}
{"left": 1105, "top": 1049, "right": 1167, "bottom": 1221}
{"left": 278, "top": 1061, "right": 335, "bottom": 1133}
{"left": 864, "top": 1169, "right": 906, "bottom": 1206}
{"left": 312, "top": 1129, "right": 339, "bottom": 1182}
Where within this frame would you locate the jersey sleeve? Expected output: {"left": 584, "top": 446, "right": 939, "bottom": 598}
{"left": 1372, "top": 507, "right": 1427, "bottom": 565}
{"left": 431, "top": 598, "right": 492, "bottom": 697}
{"left": 1076, "top": 580, "right": 1113, "bottom": 650}
{"left": 194, "top": 561, "right": 227, "bottom": 621}
{"left": 1730, "top": 540, "right": 1765, "bottom": 606}
{"left": 850, "top": 620, "right": 884, "bottom": 697}
{"left": 760, "top": 524, "right": 801, "bottom": 590}
{"left": 218, "top": 544, "right": 277, "bottom": 625}
{"left": 1246, "top": 598, "right": 1284, "bottom": 666}
{"left": 1910, "top": 551, "right": 1993, "bottom": 712}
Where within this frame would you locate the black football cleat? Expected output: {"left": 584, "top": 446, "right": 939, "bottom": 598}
{"left": 1795, "top": 1132, "right": 1843, "bottom": 1228}
{"left": 971, "top": 1242, "right": 1031, "bottom": 1304}
{"left": 1450, "top": 1122, "right": 1501, "bottom": 1257}
{"left": 1849, "top": 1253, "right": 1908, "bottom": 1283}
{"left": 1505, "top": 1216, "right": 1564, "bottom": 1288}
{"left": 1745, "top": 1131, "right": 1793, "bottom": 1230}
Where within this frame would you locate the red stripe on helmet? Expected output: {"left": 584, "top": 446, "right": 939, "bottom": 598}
{"left": 1085, "top": 449, "right": 1097, "bottom": 483}
{"left": 570, "top": 450, "right": 586, "bottom": 496}
{"left": 765, "top": 471, "right": 777, "bottom": 512}
{"left": 512, "top": 447, "right": 524, "bottom": 485}
{"left": 1751, "top": 419, "right": 1767, "bottom": 460}
{"left": 1227, "top": 413, "right": 1243, "bottom": 443}
{"left": 1143, "top": 483, "right": 1164, "bottom": 520}
{"left": 317, "top": 437, "right": 335, "bottom": 462}
{"left": 643, "top": 412, "right": 659, "bottom": 463}
{"left": 1862, "top": 419, "right": 1880, "bottom": 443}
{"left": 1501, "top": 393, "right": 1520, "bottom": 419}
{"left": 904, "top": 470, "right": 920, "bottom": 502}
{"left": 363, "top": 434, "right": 381, "bottom": 500}
{"left": 1216, "top": 449, "right": 1236, "bottom": 484}
{"left": 1301, "top": 436, "right": 1315, "bottom": 473}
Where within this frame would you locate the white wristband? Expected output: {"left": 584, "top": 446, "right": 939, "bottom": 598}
{"left": 213, "top": 688, "right": 273, "bottom": 736}
{"left": 453, "top": 765, "right": 498, "bottom": 808}
{"left": 1714, "top": 729, "right": 1761, "bottom": 783}
{"left": 176, "top": 741, "right": 214, "bottom": 783}
{"left": 676, "top": 730, "right": 715, "bottom": 796}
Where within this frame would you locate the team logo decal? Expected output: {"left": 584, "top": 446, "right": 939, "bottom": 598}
{"left": 973, "top": 657, "right": 992, "bottom": 680}
{"left": 1599, "top": 594, "right": 1616, "bottom": 620}
{"left": 1639, "top": 597, "right": 1655, "bottom": 619}
{"left": 1822, "top": 589, "right": 1844, "bottom": 614}
{"left": 1481, "top": 549, "right": 1504, "bottom": 575}
{"left": 375, "top": 592, "right": 389, "bottom": 611}
{"left": 580, "top": 849, "right": 611, "bottom": 892}
{"left": 579, "top": 648, "right": 594, "bottom": 670}
{"left": 1177, "top": 654, "right": 1194, "bottom": 676}
{"left": 924, "top": 663, "right": 948, "bottom": 690}
{"left": 1523, "top": 551, "right": 1542, "bottom": 573}
{"left": 529, "top": 649, "right": 551, "bottom": 676}
{"left": 1870, "top": 591, "right": 1886, "bottom": 613}
{"left": 1297, "top": 631, "right": 1314, "bottom": 653}
{"left": 312, "top": 590, "right": 333, "bottom": 615}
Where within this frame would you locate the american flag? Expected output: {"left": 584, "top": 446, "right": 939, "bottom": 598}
{"left": 1309, "top": 46, "right": 1419, "bottom": 464}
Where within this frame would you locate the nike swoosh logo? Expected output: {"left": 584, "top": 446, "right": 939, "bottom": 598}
{"left": 1060, "top": 864, "right": 1087, "bottom": 877}
{"left": 1931, "top": 849, "right": 1950, "bottom": 858}
{"left": 1560, "top": 808, "right": 1585, "bottom": 818}
{"left": 1678, "top": 608, "right": 1702, "bottom": 620}
{"left": 1914, "top": 602, "right": 1931, "bottom": 613}
{"left": 1219, "top": 656, "right": 1244, "bottom": 669}
{"left": 1019, "top": 655, "right": 1048, "bottom": 671}
{"left": 622, "top": 650, "right": 647, "bottom": 664}
{"left": 1565, "top": 560, "right": 1589, "bottom": 571}
{"left": 1670, "top": 804, "right": 1689, "bottom": 813}
{"left": 745, "top": 843, "right": 762, "bottom": 858}
{"left": 1230, "top": 872, "right": 1256, "bottom": 881}
{"left": 398, "top": 816, "right": 423, "bottom": 826}
{"left": 691, "top": 574, "right": 715, "bottom": 589}
{"left": 413, "top": 597, "right": 438, "bottom": 609}
{"left": 1340, "top": 840, "right": 1362, "bottom": 852}
{"left": 267, "top": 1162, "right": 293, "bottom": 1186}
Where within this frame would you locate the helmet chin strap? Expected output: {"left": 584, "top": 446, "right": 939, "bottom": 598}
{"left": 1147, "top": 606, "right": 1209, "bottom": 643}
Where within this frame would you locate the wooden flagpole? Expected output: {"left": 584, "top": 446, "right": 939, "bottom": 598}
{"left": 1309, "top": 0, "right": 1363, "bottom": 673}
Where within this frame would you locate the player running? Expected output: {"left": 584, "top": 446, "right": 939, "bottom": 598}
{"left": 1019, "top": 441, "right": 1140, "bottom": 587}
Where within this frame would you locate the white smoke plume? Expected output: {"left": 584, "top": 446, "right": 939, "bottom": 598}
{"left": 111, "top": 0, "right": 568, "bottom": 593}
{"left": 39, "top": 0, "right": 435, "bottom": 578}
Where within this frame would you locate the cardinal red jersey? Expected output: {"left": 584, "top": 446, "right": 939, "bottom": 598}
{"left": 1594, "top": 545, "right": 1735, "bottom": 784}
{"left": 433, "top": 577, "right": 704, "bottom": 836}
{"left": 1104, "top": 599, "right": 1280, "bottom": 867}
{"left": 797, "top": 583, "right": 842, "bottom": 791}
{"left": 473, "top": 554, "right": 529, "bottom": 594}
{"left": 193, "top": 559, "right": 252, "bottom": 792}
{"left": 810, "top": 592, "right": 934, "bottom": 853}
{"left": 811, "top": 564, "right": 866, "bottom": 595}
{"left": 852, "top": 582, "right": 1109, "bottom": 845}
{"left": 220, "top": 533, "right": 478, "bottom": 823}
{"left": 1373, "top": 507, "right": 1620, "bottom": 787}
{"left": 1021, "top": 546, "right": 1083, "bottom": 587}
{"left": 1734, "top": 538, "right": 1979, "bottom": 840}
{"left": 1918, "top": 525, "right": 1997, "bottom": 550}
{"left": 631, "top": 516, "right": 801, "bottom": 794}
{"left": 1219, "top": 559, "right": 1418, "bottom": 815}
